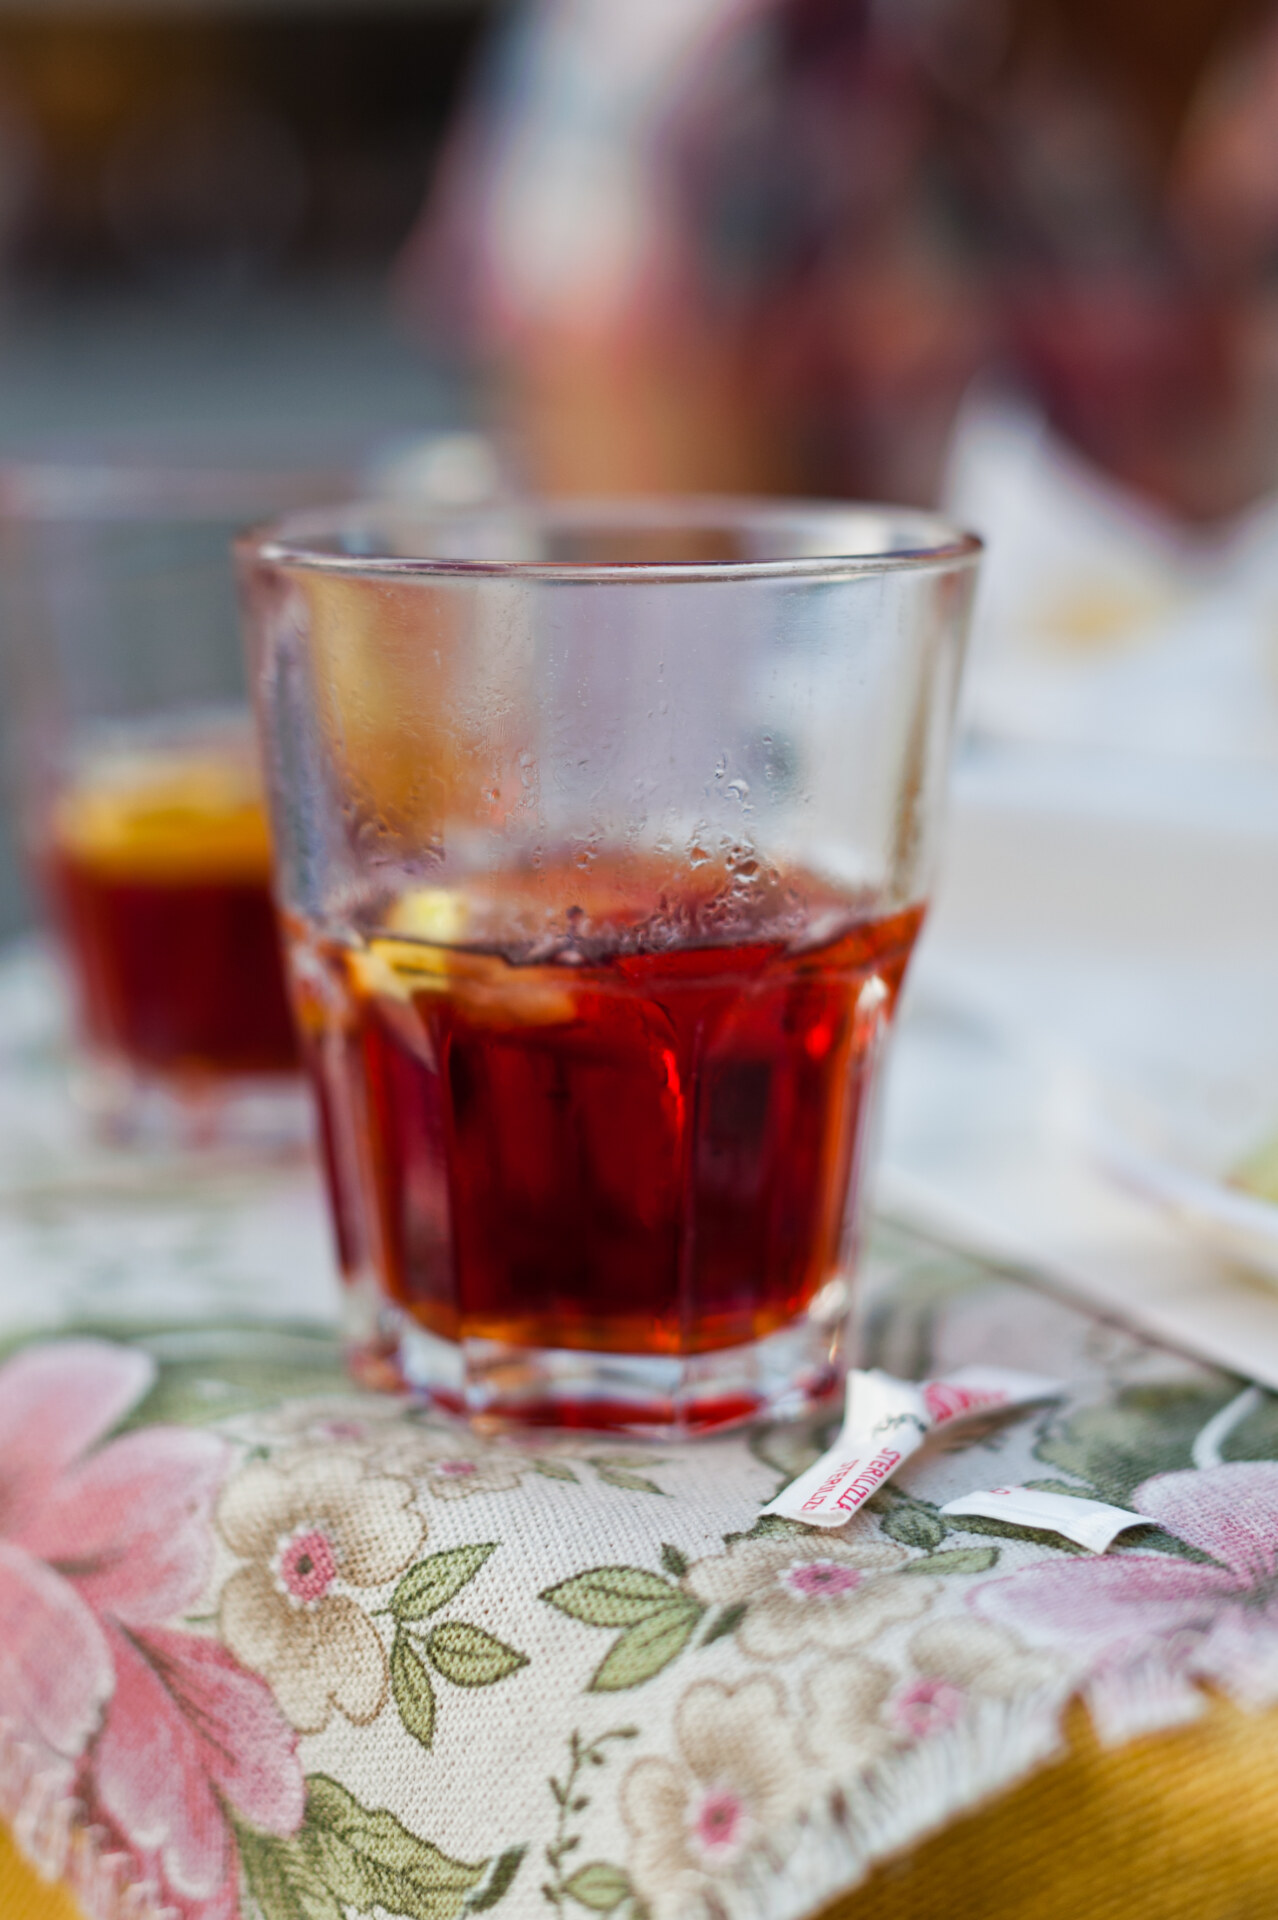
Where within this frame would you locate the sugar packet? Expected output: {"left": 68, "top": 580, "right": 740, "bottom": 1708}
{"left": 761, "top": 1365, "right": 1062, "bottom": 1530}
{"left": 940, "top": 1485, "right": 1148, "bottom": 1552}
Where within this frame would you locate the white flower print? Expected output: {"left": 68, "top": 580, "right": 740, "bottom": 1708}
{"left": 255, "top": 1394, "right": 407, "bottom": 1451}
{"left": 799, "top": 1654, "right": 898, "bottom": 1773}
{"left": 622, "top": 1677, "right": 808, "bottom": 1920}
{"left": 217, "top": 1451, "right": 424, "bottom": 1733}
{"left": 686, "top": 1530, "right": 936, "bottom": 1661}
{"left": 371, "top": 1426, "right": 530, "bottom": 1501}
{"left": 889, "top": 1617, "right": 1062, "bottom": 1739}
{"left": 800, "top": 1620, "right": 1061, "bottom": 1771}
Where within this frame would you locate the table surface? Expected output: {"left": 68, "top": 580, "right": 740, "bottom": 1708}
{"left": 6, "top": 740, "right": 1278, "bottom": 1920}
{"left": 2, "top": 922, "right": 1278, "bottom": 1920}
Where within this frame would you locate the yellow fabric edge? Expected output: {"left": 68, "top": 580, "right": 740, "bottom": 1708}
{"left": 831, "top": 1695, "right": 1278, "bottom": 1920}
{"left": 0, "top": 1820, "right": 83, "bottom": 1920}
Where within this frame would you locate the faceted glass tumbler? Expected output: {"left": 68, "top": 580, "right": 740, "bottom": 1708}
{"left": 239, "top": 499, "right": 980, "bottom": 1431}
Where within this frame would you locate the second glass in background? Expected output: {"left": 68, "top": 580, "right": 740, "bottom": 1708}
{"left": 0, "top": 455, "right": 345, "bottom": 1146}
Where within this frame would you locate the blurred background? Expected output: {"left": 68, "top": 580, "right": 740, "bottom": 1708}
{"left": 5, "top": 0, "right": 1278, "bottom": 942}
{"left": 0, "top": 0, "right": 495, "bottom": 938}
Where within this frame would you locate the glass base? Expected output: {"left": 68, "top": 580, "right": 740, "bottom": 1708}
{"left": 342, "top": 1276, "right": 850, "bottom": 1435}
{"left": 72, "top": 1053, "right": 313, "bottom": 1158}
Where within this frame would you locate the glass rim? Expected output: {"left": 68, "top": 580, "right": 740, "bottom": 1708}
{"left": 242, "top": 494, "right": 983, "bottom": 584}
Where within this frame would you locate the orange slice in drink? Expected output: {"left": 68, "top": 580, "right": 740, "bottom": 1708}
{"left": 52, "top": 748, "right": 273, "bottom": 882}
{"left": 353, "top": 887, "right": 576, "bottom": 1027}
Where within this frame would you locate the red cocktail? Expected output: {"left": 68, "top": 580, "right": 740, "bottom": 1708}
{"left": 46, "top": 747, "right": 297, "bottom": 1111}
{"left": 292, "top": 862, "right": 922, "bottom": 1424}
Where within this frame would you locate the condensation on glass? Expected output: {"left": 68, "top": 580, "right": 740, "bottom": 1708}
{"left": 240, "top": 498, "right": 981, "bottom": 1431}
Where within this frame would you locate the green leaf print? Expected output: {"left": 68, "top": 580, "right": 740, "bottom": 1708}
{"left": 941, "top": 1510, "right": 1086, "bottom": 1552}
{"left": 1022, "top": 1478, "right": 1101, "bottom": 1498}
{"left": 238, "top": 1819, "right": 342, "bottom": 1920}
{"left": 589, "top": 1598, "right": 703, "bottom": 1691}
{"left": 388, "top": 1547, "right": 528, "bottom": 1730}
{"left": 1220, "top": 1388, "right": 1278, "bottom": 1462}
{"left": 590, "top": 1464, "right": 666, "bottom": 1497}
{"left": 878, "top": 1504, "right": 947, "bottom": 1551}
{"left": 1034, "top": 1381, "right": 1238, "bottom": 1505}
{"left": 533, "top": 1459, "right": 580, "bottom": 1482}
{"left": 118, "top": 1324, "right": 348, "bottom": 1430}
{"left": 874, "top": 1485, "right": 1086, "bottom": 1557}
{"left": 659, "top": 1543, "right": 689, "bottom": 1578}
{"left": 724, "top": 1512, "right": 815, "bottom": 1547}
{"left": 748, "top": 1419, "right": 832, "bottom": 1484}
{"left": 899, "top": 1546, "right": 999, "bottom": 1576}
{"left": 543, "top": 1562, "right": 706, "bottom": 1690}
{"left": 470, "top": 1848, "right": 529, "bottom": 1912}
{"left": 304, "top": 1775, "right": 492, "bottom": 1919}
{"left": 563, "top": 1863, "right": 633, "bottom": 1911}
{"left": 392, "top": 1546, "right": 498, "bottom": 1621}
{"left": 427, "top": 1620, "right": 530, "bottom": 1687}
{"left": 392, "top": 1629, "right": 438, "bottom": 1749}
{"left": 544, "top": 1730, "right": 638, "bottom": 1911}
{"left": 698, "top": 1602, "right": 747, "bottom": 1648}
{"left": 541, "top": 1566, "right": 682, "bottom": 1629}
{"left": 238, "top": 1778, "right": 522, "bottom": 1920}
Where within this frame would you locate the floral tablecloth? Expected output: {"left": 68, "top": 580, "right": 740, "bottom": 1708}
{"left": 2, "top": 946, "right": 1278, "bottom": 1920}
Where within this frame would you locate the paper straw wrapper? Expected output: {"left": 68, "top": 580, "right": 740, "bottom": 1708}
{"left": 761, "top": 1365, "right": 1062, "bottom": 1530}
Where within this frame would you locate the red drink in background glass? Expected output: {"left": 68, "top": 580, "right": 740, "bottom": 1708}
{"left": 291, "top": 861, "right": 922, "bottom": 1423}
{"left": 46, "top": 749, "right": 298, "bottom": 1085}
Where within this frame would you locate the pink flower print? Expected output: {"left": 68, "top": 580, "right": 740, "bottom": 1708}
{"left": 0, "top": 1337, "right": 304, "bottom": 1917}
{"left": 689, "top": 1785, "right": 750, "bottom": 1863}
{"left": 780, "top": 1561, "right": 864, "bottom": 1600}
{"left": 891, "top": 1675, "right": 966, "bottom": 1739}
{"left": 17, "top": 1418, "right": 229, "bottom": 1629}
{"left": 973, "top": 1462, "right": 1278, "bottom": 1718}
{"left": 276, "top": 1524, "right": 341, "bottom": 1605}
{"left": 0, "top": 1339, "right": 153, "bottom": 1535}
{"left": 0, "top": 1538, "right": 113, "bottom": 1765}
{"left": 372, "top": 1426, "right": 529, "bottom": 1501}
{"left": 0, "top": 1341, "right": 148, "bottom": 1763}
{"left": 88, "top": 1625, "right": 304, "bottom": 1909}
{"left": 258, "top": 1394, "right": 406, "bottom": 1450}
{"left": 799, "top": 1620, "right": 1058, "bottom": 1773}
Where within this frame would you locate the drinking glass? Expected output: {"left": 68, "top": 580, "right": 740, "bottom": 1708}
{"left": 240, "top": 498, "right": 980, "bottom": 1429}
{"left": 1, "top": 455, "right": 344, "bottom": 1145}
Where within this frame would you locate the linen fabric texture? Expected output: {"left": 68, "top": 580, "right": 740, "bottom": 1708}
{"left": 4, "top": 1224, "right": 1278, "bottom": 1920}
